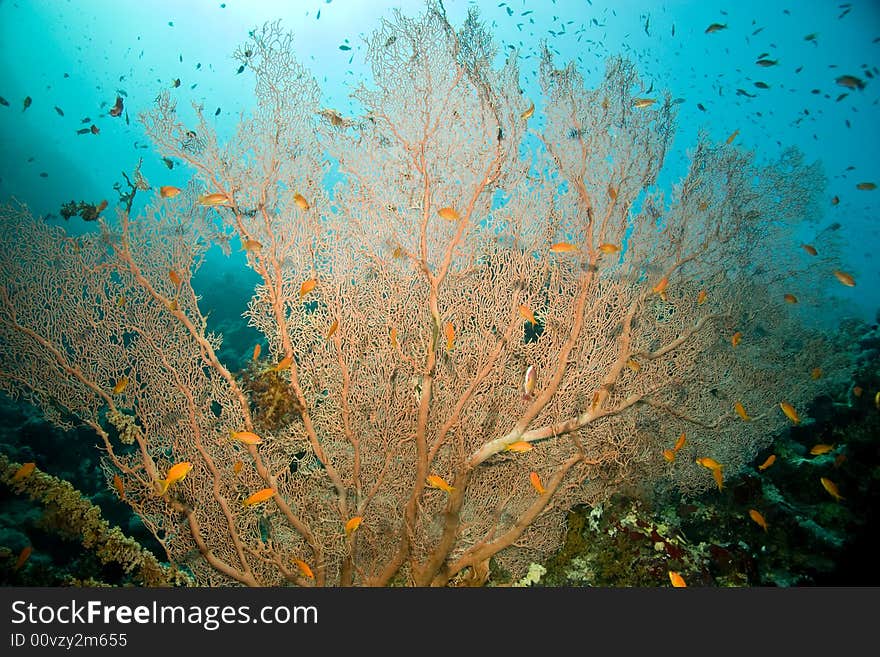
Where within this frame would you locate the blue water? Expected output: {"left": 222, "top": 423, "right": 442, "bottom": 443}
{"left": 1, "top": 0, "right": 877, "bottom": 322}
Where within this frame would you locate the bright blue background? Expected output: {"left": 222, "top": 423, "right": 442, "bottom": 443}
{"left": 1, "top": 0, "right": 877, "bottom": 320}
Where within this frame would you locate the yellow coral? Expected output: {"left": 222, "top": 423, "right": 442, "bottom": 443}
{"left": 0, "top": 453, "right": 187, "bottom": 587}
{"left": 513, "top": 563, "right": 546, "bottom": 587}
{"left": 106, "top": 409, "right": 141, "bottom": 445}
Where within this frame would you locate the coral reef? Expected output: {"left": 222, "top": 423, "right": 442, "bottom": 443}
{"left": 532, "top": 323, "right": 880, "bottom": 587}
{"left": 0, "top": 454, "right": 185, "bottom": 587}
{"left": 0, "top": 5, "right": 867, "bottom": 586}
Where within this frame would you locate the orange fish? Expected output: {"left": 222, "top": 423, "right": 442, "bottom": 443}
{"left": 831, "top": 195, "right": 839, "bottom": 205}
{"left": 243, "top": 487, "right": 276, "bottom": 506}
{"left": 801, "top": 244, "right": 818, "bottom": 256}
{"left": 529, "top": 471, "right": 545, "bottom": 495}
{"left": 550, "top": 241, "right": 580, "bottom": 253}
{"left": 626, "top": 358, "right": 641, "bottom": 372}
{"left": 809, "top": 443, "right": 834, "bottom": 456}
{"left": 820, "top": 477, "right": 844, "bottom": 502}
{"left": 112, "top": 474, "right": 125, "bottom": 498}
{"left": 243, "top": 239, "right": 262, "bottom": 252}
{"left": 426, "top": 474, "right": 454, "bottom": 493}
{"left": 233, "top": 460, "right": 243, "bottom": 475}
{"left": 779, "top": 401, "right": 800, "bottom": 424}
{"left": 156, "top": 461, "right": 192, "bottom": 495}
{"left": 293, "top": 193, "right": 310, "bottom": 210}
{"left": 14, "top": 546, "right": 32, "bottom": 571}
{"left": 299, "top": 278, "right": 317, "bottom": 298}
{"left": 390, "top": 326, "right": 398, "bottom": 348}
{"left": 607, "top": 183, "right": 618, "bottom": 201}
{"left": 521, "top": 100, "right": 535, "bottom": 120}
{"left": 632, "top": 97, "right": 656, "bottom": 108}
{"left": 198, "top": 192, "right": 232, "bottom": 206}
{"left": 273, "top": 354, "right": 293, "bottom": 372}
{"left": 783, "top": 293, "right": 798, "bottom": 304}
{"left": 252, "top": 344, "right": 261, "bottom": 361}
{"left": 725, "top": 129, "right": 740, "bottom": 145}
{"left": 652, "top": 276, "right": 669, "bottom": 296}
{"left": 518, "top": 304, "right": 537, "bottom": 325}
{"left": 327, "top": 319, "right": 339, "bottom": 340}
{"left": 598, "top": 243, "right": 620, "bottom": 254}
{"left": 293, "top": 559, "right": 314, "bottom": 579}
{"left": 696, "top": 456, "right": 723, "bottom": 470}
{"left": 697, "top": 290, "right": 707, "bottom": 305}
{"left": 345, "top": 515, "right": 363, "bottom": 537}
{"left": 852, "top": 386, "right": 863, "bottom": 398}
{"left": 662, "top": 448, "right": 676, "bottom": 463}
{"left": 811, "top": 367, "right": 822, "bottom": 380}
{"left": 856, "top": 182, "right": 876, "bottom": 191}
{"left": 749, "top": 509, "right": 768, "bottom": 532}
{"left": 160, "top": 185, "right": 181, "bottom": 198}
{"left": 674, "top": 432, "right": 686, "bottom": 452}
{"left": 711, "top": 467, "right": 724, "bottom": 491}
{"left": 11, "top": 462, "right": 36, "bottom": 483}
{"left": 112, "top": 377, "right": 129, "bottom": 395}
{"left": 437, "top": 206, "right": 460, "bottom": 221}
{"left": 758, "top": 454, "right": 776, "bottom": 471}
{"left": 522, "top": 364, "right": 537, "bottom": 401}
{"left": 444, "top": 322, "right": 455, "bottom": 351}
{"left": 734, "top": 402, "right": 751, "bottom": 421}
{"left": 169, "top": 269, "right": 182, "bottom": 288}
{"left": 95, "top": 199, "right": 108, "bottom": 214}
{"left": 832, "top": 270, "right": 856, "bottom": 287}
{"left": 505, "top": 440, "right": 533, "bottom": 453}
{"left": 731, "top": 331, "right": 743, "bottom": 347}
{"left": 231, "top": 430, "right": 263, "bottom": 445}
{"left": 668, "top": 571, "right": 687, "bottom": 587}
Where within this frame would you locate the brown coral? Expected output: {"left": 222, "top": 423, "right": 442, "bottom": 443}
{"left": 239, "top": 364, "right": 304, "bottom": 433}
